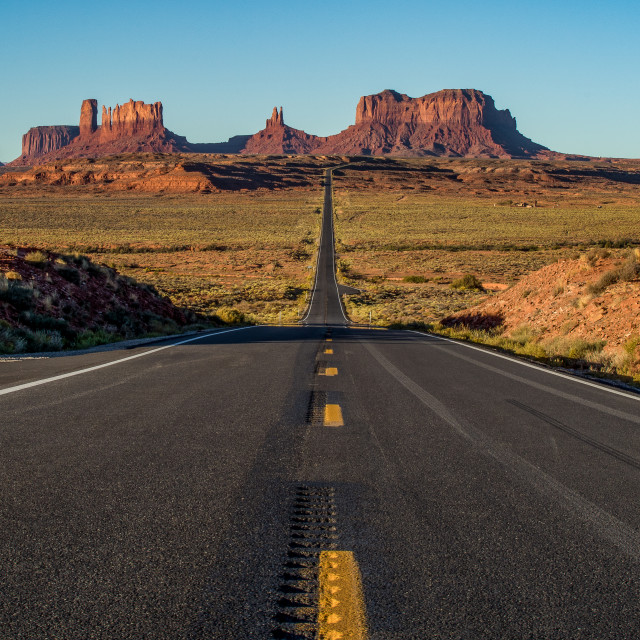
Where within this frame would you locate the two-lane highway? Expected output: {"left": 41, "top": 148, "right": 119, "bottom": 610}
{"left": 302, "top": 169, "right": 348, "bottom": 327}
{"left": 1, "top": 171, "right": 640, "bottom": 638}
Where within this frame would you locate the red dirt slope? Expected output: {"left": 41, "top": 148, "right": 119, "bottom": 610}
{"left": 0, "top": 247, "right": 191, "bottom": 353}
{"left": 443, "top": 250, "right": 640, "bottom": 378}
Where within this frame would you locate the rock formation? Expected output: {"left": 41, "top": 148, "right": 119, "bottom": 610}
{"left": 79, "top": 99, "right": 98, "bottom": 137}
{"left": 239, "top": 90, "right": 548, "bottom": 157}
{"left": 19, "top": 125, "right": 80, "bottom": 162}
{"left": 11, "top": 89, "right": 552, "bottom": 164}
{"left": 12, "top": 98, "right": 190, "bottom": 164}
{"left": 99, "top": 99, "right": 164, "bottom": 142}
{"left": 311, "top": 89, "right": 547, "bottom": 157}
{"left": 266, "top": 106, "right": 284, "bottom": 128}
{"left": 242, "top": 106, "right": 324, "bottom": 155}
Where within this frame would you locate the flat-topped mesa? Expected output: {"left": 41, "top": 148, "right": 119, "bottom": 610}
{"left": 315, "top": 88, "right": 547, "bottom": 157}
{"left": 355, "top": 89, "right": 516, "bottom": 130}
{"left": 100, "top": 99, "right": 164, "bottom": 142}
{"left": 21, "top": 125, "right": 80, "bottom": 158}
{"left": 266, "top": 106, "right": 284, "bottom": 128}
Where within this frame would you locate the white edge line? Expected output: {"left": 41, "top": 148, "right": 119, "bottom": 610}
{"left": 301, "top": 170, "right": 326, "bottom": 323}
{"left": 406, "top": 329, "right": 640, "bottom": 403}
{"left": 302, "top": 167, "right": 349, "bottom": 325}
{"left": 326, "top": 169, "right": 350, "bottom": 325}
{"left": 0, "top": 326, "right": 256, "bottom": 397}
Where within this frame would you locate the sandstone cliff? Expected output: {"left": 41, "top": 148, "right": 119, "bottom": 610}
{"left": 80, "top": 99, "right": 98, "bottom": 137}
{"left": 238, "top": 90, "right": 548, "bottom": 157}
{"left": 311, "top": 89, "right": 547, "bottom": 157}
{"left": 17, "top": 125, "right": 80, "bottom": 163}
{"left": 11, "top": 89, "right": 552, "bottom": 164}
{"left": 99, "top": 99, "right": 164, "bottom": 141}
{"left": 12, "top": 98, "right": 190, "bottom": 164}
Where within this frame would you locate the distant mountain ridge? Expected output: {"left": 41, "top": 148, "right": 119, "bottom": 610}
{"left": 11, "top": 89, "right": 552, "bottom": 165}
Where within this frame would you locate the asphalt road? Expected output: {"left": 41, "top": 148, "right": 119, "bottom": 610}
{"left": 302, "top": 169, "right": 349, "bottom": 327}
{"left": 1, "top": 171, "right": 639, "bottom": 639}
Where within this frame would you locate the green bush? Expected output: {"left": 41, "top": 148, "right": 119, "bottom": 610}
{"left": 290, "top": 246, "right": 311, "bottom": 261}
{"left": 214, "top": 307, "right": 248, "bottom": 325}
{"left": 0, "top": 279, "right": 36, "bottom": 311}
{"left": 0, "top": 327, "right": 27, "bottom": 354}
{"left": 624, "top": 335, "right": 640, "bottom": 355}
{"left": 25, "top": 329, "right": 64, "bottom": 351}
{"left": 451, "top": 274, "right": 485, "bottom": 291}
{"left": 403, "top": 275, "right": 427, "bottom": 283}
{"left": 587, "top": 252, "right": 639, "bottom": 294}
{"left": 55, "top": 264, "right": 82, "bottom": 285}
{"left": 19, "top": 312, "right": 72, "bottom": 337}
{"left": 73, "top": 329, "right": 115, "bottom": 349}
{"left": 509, "top": 324, "right": 538, "bottom": 346}
{"left": 566, "top": 339, "right": 606, "bottom": 360}
{"left": 587, "top": 268, "right": 620, "bottom": 295}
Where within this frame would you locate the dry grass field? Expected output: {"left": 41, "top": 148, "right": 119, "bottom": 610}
{"left": 332, "top": 159, "right": 640, "bottom": 328}
{"left": 0, "top": 191, "right": 322, "bottom": 324}
{"left": 3, "top": 154, "right": 640, "bottom": 348}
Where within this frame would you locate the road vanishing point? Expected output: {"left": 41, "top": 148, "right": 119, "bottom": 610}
{"left": 1, "top": 169, "right": 640, "bottom": 638}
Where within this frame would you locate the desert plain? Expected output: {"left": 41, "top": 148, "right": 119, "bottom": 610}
{"left": 2, "top": 153, "right": 640, "bottom": 384}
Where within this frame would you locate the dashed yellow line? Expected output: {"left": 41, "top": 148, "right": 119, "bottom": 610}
{"left": 324, "top": 404, "right": 344, "bottom": 427}
{"left": 324, "top": 348, "right": 334, "bottom": 355}
{"left": 318, "top": 550, "right": 368, "bottom": 640}
{"left": 327, "top": 338, "right": 333, "bottom": 342}
{"left": 317, "top": 367, "right": 339, "bottom": 376}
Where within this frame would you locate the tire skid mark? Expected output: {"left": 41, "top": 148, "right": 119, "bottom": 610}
{"left": 362, "top": 338, "right": 640, "bottom": 560}
{"left": 508, "top": 399, "right": 640, "bottom": 470}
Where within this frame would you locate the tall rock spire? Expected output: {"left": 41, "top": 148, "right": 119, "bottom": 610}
{"left": 79, "top": 99, "right": 98, "bottom": 137}
{"left": 266, "top": 106, "right": 284, "bottom": 128}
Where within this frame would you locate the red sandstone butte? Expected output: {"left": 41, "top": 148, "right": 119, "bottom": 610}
{"left": 20, "top": 125, "right": 80, "bottom": 160}
{"left": 10, "top": 88, "right": 552, "bottom": 164}
{"left": 240, "top": 89, "right": 548, "bottom": 157}
{"left": 79, "top": 99, "right": 98, "bottom": 137}
{"left": 242, "top": 106, "right": 324, "bottom": 155}
{"left": 12, "top": 98, "right": 191, "bottom": 165}
{"left": 313, "top": 89, "right": 547, "bottom": 157}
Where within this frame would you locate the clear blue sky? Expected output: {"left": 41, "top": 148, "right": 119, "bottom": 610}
{"left": 1, "top": 0, "right": 639, "bottom": 161}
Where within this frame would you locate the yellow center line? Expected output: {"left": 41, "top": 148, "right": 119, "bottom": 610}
{"left": 318, "top": 551, "right": 368, "bottom": 640}
{"left": 317, "top": 367, "right": 338, "bottom": 377}
{"left": 324, "top": 348, "right": 334, "bottom": 354}
{"left": 324, "top": 404, "right": 344, "bottom": 427}
{"left": 327, "top": 338, "right": 333, "bottom": 342}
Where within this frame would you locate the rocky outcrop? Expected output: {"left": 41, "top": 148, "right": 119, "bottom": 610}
{"left": 12, "top": 98, "right": 190, "bottom": 164}
{"left": 11, "top": 89, "right": 552, "bottom": 164}
{"left": 18, "top": 125, "right": 80, "bottom": 162}
{"left": 239, "top": 90, "right": 548, "bottom": 158}
{"left": 442, "top": 254, "right": 640, "bottom": 371}
{"left": 99, "top": 99, "right": 164, "bottom": 142}
{"left": 312, "top": 89, "right": 547, "bottom": 157}
{"left": 266, "top": 106, "right": 284, "bottom": 127}
{"left": 242, "top": 106, "right": 324, "bottom": 155}
{"left": 79, "top": 99, "right": 98, "bottom": 137}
